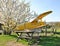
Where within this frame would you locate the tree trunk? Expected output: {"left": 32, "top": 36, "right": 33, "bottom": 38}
{"left": 3, "top": 30, "right": 12, "bottom": 35}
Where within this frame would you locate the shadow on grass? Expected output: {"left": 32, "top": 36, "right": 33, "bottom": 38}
{"left": 38, "top": 36, "right": 60, "bottom": 46}
{"left": 9, "top": 33, "right": 60, "bottom": 46}
{"left": 54, "top": 32, "right": 60, "bottom": 35}
{"left": 9, "top": 35, "right": 17, "bottom": 38}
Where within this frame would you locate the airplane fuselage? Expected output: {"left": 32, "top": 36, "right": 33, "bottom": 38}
{"left": 15, "top": 21, "right": 45, "bottom": 31}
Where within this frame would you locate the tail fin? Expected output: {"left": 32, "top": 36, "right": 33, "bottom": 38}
{"left": 31, "top": 11, "right": 52, "bottom": 23}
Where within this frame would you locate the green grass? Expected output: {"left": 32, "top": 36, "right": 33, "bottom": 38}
{"left": 0, "top": 29, "right": 60, "bottom": 46}
{"left": 38, "top": 36, "right": 60, "bottom": 46}
{"left": 0, "top": 35, "right": 60, "bottom": 46}
{"left": 0, "top": 35, "right": 16, "bottom": 46}
{"left": 56, "top": 28, "right": 60, "bottom": 32}
{"left": 38, "top": 28, "right": 60, "bottom": 46}
{"left": 0, "top": 35, "right": 28, "bottom": 46}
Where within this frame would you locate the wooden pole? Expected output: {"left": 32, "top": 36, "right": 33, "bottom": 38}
{"left": 45, "top": 25, "right": 47, "bottom": 36}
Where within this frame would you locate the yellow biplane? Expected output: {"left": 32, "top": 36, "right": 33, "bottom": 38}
{"left": 15, "top": 11, "right": 52, "bottom": 31}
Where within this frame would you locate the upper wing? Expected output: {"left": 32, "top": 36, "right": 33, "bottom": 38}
{"left": 31, "top": 11, "right": 52, "bottom": 23}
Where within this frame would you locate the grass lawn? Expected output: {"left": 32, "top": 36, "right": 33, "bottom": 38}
{"left": 0, "top": 35, "right": 15, "bottom": 46}
{"left": 39, "top": 35, "right": 60, "bottom": 46}
{"left": 0, "top": 35, "right": 28, "bottom": 46}
{"left": 0, "top": 29, "right": 60, "bottom": 46}
{"left": 38, "top": 28, "right": 60, "bottom": 46}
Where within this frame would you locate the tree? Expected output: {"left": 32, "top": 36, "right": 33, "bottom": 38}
{"left": 0, "top": 0, "right": 31, "bottom": 35}
{"left": 26, "top": 11, "right": 38, "bottom": 22}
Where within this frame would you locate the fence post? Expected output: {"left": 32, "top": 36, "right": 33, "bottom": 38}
{"left": 45, "top": 25, "right": 47, "bottom": 36}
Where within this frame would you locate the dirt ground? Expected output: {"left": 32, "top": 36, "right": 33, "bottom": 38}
{"left": 6, "top": 41, "right": 27, "bottom": 46}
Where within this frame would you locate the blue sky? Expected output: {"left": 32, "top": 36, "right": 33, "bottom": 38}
{"left": 26, "top": 0, "right": 60, "bottom": 22}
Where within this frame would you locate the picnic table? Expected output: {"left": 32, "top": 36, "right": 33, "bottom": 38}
{"left": 15, "top": 30, "right": 41, "bottom": 42}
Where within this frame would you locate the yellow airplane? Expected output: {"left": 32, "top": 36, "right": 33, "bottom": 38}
{"left": 15, "top": 11, "right": 52, "bottom": 31}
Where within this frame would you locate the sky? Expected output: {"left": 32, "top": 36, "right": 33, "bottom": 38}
{"left": 26, "top": 0, "right": 60, "bottom": 22}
